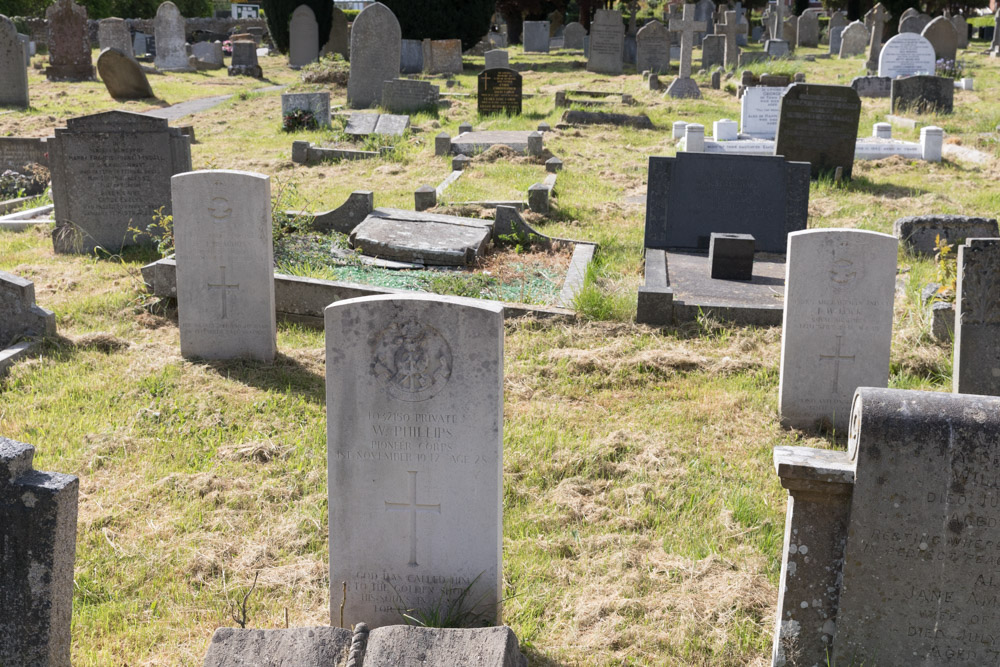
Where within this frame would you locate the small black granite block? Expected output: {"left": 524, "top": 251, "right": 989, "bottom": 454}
{"left": 709, "top": 233, "right": 755, "bottom": 280}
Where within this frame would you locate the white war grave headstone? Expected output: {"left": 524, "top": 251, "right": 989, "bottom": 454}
{"left": 878, "top": 32, "right": 936, "bottom": 78}
{"left": 740, "top": 85, "right": 785, "bottom": 139}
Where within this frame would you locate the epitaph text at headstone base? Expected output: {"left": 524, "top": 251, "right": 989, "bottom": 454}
{"left": 45, "top": 0, "right": 94, "bottom": 80}
{"left": 477, "top": 68, "right": 522, "bottom": 116}
{"left": 0, "top": 16, "right": 28, "bottom": 108}
{"left": 348, "top": 2, "right": 402, "bottom": 109}
{"left": 833, "top": 388, "right": 1000, "bottom": 665}
{"left": 326, "top": 294, "right": 503, "bottom": 629}
{"left": 740, "top": 85, "right": 785, "bottom": 139}
{"left": 587, "top": 9, "right": 625, "bottom": 75}
{"left": 49, "top": 111, "right": 191, "bottom": 254}
{"left": 778, "top": 229, "right": 897, "bottom": 431}
{"left": 774, "top": 83, "right": 861, "bottom": 179}
{"left": 953, "top": 238, "right": 1000, "bottom": 396}
{"left": 173, "top": 170, "right": 276, "bottom": 362}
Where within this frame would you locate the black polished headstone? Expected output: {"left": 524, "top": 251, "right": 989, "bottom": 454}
{"left": 477, "top": 68, "right": 522, "bottom": 116}
{"left": 774, "top": 83, "right": 862, "bottom": 179}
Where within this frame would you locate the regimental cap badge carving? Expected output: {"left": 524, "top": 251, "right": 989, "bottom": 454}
{"left": 371, "top": 317, "right": 452, "bottom": 402}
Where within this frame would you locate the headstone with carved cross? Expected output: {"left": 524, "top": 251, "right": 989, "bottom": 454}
{"left": 717, "top": 10, "right": 746, "bottom": 69}
{"left": 864, "top": 2, "right": 891, "bottom": 72}
{"left": 326, "top": 293, "right": 504, "bottom": 629}
{"left": 172, "top": 169, "right": 277, "bottom": 362}
{"left": 666, "top": 3, "right": 705, "bottom": 98}
{"left": 778, "top": 229, "right": 897, "bottom": 431}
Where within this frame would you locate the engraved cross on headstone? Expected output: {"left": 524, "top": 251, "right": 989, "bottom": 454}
{"left": 385, "top": 470, "right": 441, "bottom": 567}
{"left": 819, "top": 335, "right": 856, "bottom": 393}
{"left": 207, "top": 265, "right": 239, "bottom": 320}
{"left": 718, "top": 10, "right": 747, "bottom": 69}
{"left": 669, "top": 3, "right": 707, "bottom": 78}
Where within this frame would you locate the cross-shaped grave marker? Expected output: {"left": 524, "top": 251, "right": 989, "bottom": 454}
{"left": 666, "top": 3, "right": 706, "bottom": 98}
{"left": 385, "top": 470, "right": 441, "bottom": 567}
{"left": 865, "top": 2, "right": 891, "bottom": 71}
{"left": 717, "top": 10, "right": 747, "bottom": 69}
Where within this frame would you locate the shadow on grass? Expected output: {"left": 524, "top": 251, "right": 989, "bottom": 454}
{"left": 520, "top": 645, "right": 571, "bottom": 667}
{"left": 196, "top": 352, "right": 326, "bottom": 404}
{"left": 843, "top": 175, "right": 928, "bottom": 198}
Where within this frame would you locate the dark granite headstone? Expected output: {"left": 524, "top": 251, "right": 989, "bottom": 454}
{"left": 477, "top": 68, "right": 522, "bottom": 116}
{"left": 45, "top": 0, "right": 94, "bottom": 80}
{"left": 774, "top": 83, "right": 861, "bottom": 179}
{"left": 644, "top": 152, "right": 810, "bottom": 253}
{"left": 228, "top": 40, "right": 262, "bottom": 77}
{"left": 49, "top": 110, "right": 191, "bottom": 254}
{"left": 890, "top": 74, "right": 954, "bottom": 114}
{"left": 894, "top": 214, "right": 999, "bottom": 256}
{"left": 850, "top": 75, "right": 891, "bottom": 98}
{"left": 381, "top": 78, "right": 438, "bottom": 114}
{"left": 0, "top": 137, "right": 47, "bottom": 172}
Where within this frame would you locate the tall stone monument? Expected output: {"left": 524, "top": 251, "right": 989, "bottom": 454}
{"left": 717, "top": 10, "right": 747, "bottom": 69}
{"left": 0, "top": 16, "right": 28, "bottom": 108}
{"left": 666, "top": 3, "right": 705, "bottom": 99}
{"left": 953, "top": 238, "right": 1000, "bottom": 396}
{"left": 326, "top": 294, "right": 503, "bottom": 629}
{"left": 45, "top": 0, "right": 94, "bottom": 80}
{"left": 864, "top": 2, "right": 891, "bottom": 72}
{"left": 347, "top": 2, "right": 401, "bottom": 109}
{"left": 154, "top": 1, "right": 194, "bottom": 72}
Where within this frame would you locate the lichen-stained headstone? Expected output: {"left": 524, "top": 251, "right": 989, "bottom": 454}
{"left": 45, "top": 0, "right": 94, "bottom": 80}
{"left": 954, "top": 238, "right": 1000, "bottom": 396}
{"left": 347, "top": 2, "right": 401, "bottom": 108}
{"left": 0, "top": 15, "right": 28, "bottom": 108}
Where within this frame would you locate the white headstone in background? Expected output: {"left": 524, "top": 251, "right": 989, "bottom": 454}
{"left": 740, "top": 85, "right": 785, "bottom": 138}
{"left": 878, "top": 32, "right": 936, "bottom": 78}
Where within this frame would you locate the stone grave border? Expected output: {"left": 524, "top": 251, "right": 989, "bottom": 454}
{"left": 555, "top": 89, "right": 635, "bottom": 107}
{"left": 290, "top": 140, "right": 387, "bottom": 164}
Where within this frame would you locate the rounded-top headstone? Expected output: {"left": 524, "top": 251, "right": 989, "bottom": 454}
{"left": 97, "top": 47, "right": 154, "bottom": 100}
{"left": 98, "top": 17, "right": 134, "bottom": 59}
{"left": 0, "top": 15, "right": 29, "bottom": 108}
{"left": 878, "top": 32, "right": 936, "bottom": 78}
{"left": 921, "top": 15, "right": 958, "bottom": 61}
{"left": 45, "top": 0, "right": 94, "bottom": 80}
{"left": 154, "top": 1, "right": 194, "bottom": 72}
{"left": 288, "top": 4, "right": 320, "bottom": 68}
{"left": 347, "top": 2, "right": 401, "bottom": 109}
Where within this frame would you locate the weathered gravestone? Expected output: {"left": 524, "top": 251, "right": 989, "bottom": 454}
{"left": 718, "top": 10, "right": 747, "bottom": 69}
{"left": 878, "top": 32, "right": 936, "bottom": 78}
{"left": 289, "top": 5, "right": 320, "bottom": 68}
{"left": 381, "top": 79, "right": 438, "bottom": 114}
{"left": 133, "top": 31, "right": 147, "bottom": 56}
{"left": 778, "top": 229, "right": 897, "bottom": 430}
{"left": 636, "top": 19, "right": 670, "bottom": 74}
{"left": 645, "top": 152, "right": 809, "bottom": 253}
{"left": 326, "top": 294, "right": 503, "bottom": 629}
{"left": 98, "top": 17, "right": 133, "bottom": 59}
{"left": 694, "top": 0, "right": 716, "bottom": 46}
{"left": 701, "top": 34, "right": 724, "bottom": 69}
{"left": 830, "top": 388, "right": 1000, "bottom": 664}
{"left": 484, "top": 49, "right": 508, "bottom": 70}
{"left": 49, "top": 111, "right": 191, "bottom": 254}
{"left": 0, "top": 437, "right": 78, "bottom": 667}
{"left": 893, "top": 214, "right": 999, "bottom": 256}
{"left": 281, "top": 91, "right": 331, "bottom": 127}
{"left": 190, "top": 41, "right": 224, "bottom": 68}
{"left": 0, "top": 16, "right": 28, "bottom": 108}
{"left": 953, "top": 238, "right": 1000, "bottom": 396}
{"left": 523, "top": 20, "right": 550, "bottom": 52}
{"left": 796, "top": 9, "right": 820, "bottom": 48}
{"left": 423, "top": 39, "right": 463, "bottom": 75}
{"left": 740, "top": 85, "right": 785, "bottom": 139}
{"left": 563, "top": 21, "right": 586, "bottom": 49}
{"left": 774, "top": 83, "right": 862, "bottom": 179}
{"left": 348, "top": 2, "right": 401, "bottom": 109}
{"left": 478, "top": 68, "right": 522, "bottom": 116}
{"left": 829, "top": 25, "right": 845, "bottom": 55}
{"left": 349, "top": 209, "right": 492, "bottom": 266}
{"left": 899, "top": 12, "right": 931, "bottom": 34}
{"left": 667, "top": 3, "right": 705, "bottom": 99}
{"left": 850, "top": 74, "right": 891, "bottom": 97}
{"left": 228, "top": 39, "right": 261, "bottom": 78}
{"left": 0, "top": 269, "right": 55, "bottom": 350}
{"left": 320, "top": 6, "right": 349, "bottom": 60}
{"left": 399, "top": 39, "right": 423, "bottom": 74}
{"left": 587, "top": 9, "right": 624, "bottom": 75}
{"left": 952, "top": 14, "right": 969, "bottom": 49}
{"left": 838, "top": 21, "right": 868, "bottom": 57}
{"left": 154, "top": 1, "right": 194, "bottom": 72}
{"left": 921, "top": 15, "right": 958, "bottom": 61}
{"left": 891, "top": 74, "right": 954, "bottom": 114}
{"left": 864, "top": 2, "right": 891, "bottom": 72}
{"left": 898, "top": 6, "right": 920, "bottom": 25}
{"left": 97, "top": 47, "right": 155, "bottom": 99}
{"left": 0, "top": 137, "right": 47, "bottom": 172}
{"left": 45, "top": 0, "right": 94, "bottom": 81}
{"left": 173, "top": 170, "right": 276, "bottom": 362}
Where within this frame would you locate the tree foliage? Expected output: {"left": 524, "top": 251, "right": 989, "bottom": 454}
{"left": 380, "top": 0, "right": 496, "bottom": 52}
{"left": 4, "top": 0, "right": 212, "bottom": 19}
{"left": 496, "top": 0, "right": 567, "bottom": 41}
{"left": 261, "top": 0, "right": 332, "bottom": 54}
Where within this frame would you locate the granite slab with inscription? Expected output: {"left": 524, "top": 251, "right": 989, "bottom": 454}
{"left": 477, "top": 68, "right": 522, "bottom": 116}
{"left": 347, "top": 2, "right": 401, "bottom": 108}
{"left": 325, "top": 294, "right": 503, "bottom": 629}
{"left": 740, "top": 85, "right": 786, "bottom": 139}
{"left": 774, "top": 83, "right": 862, "bottom": 179}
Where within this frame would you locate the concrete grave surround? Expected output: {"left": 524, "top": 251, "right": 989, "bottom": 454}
{"left": 891, "top": 74, "right": 954, "bottom": 114}
{"left": 49, "top": 110, "right": 191, "bottom": 254}
{"left": 523, "top": 21, "right": 550, "bottom": 52}
{"left": 173, "top": 170, "right": 276, "bottom": 362}
{"left": 381, "top": 79, "right": 439, "bottom": 114}
{"left": 774, "top": 83, "right": 862, "bottom": 179}
{"left": 0, "top": 269, "right": 55, "bottom": 351}
{"left": 97, "top": 47, "right": 155, "bottom": 99}
{"left": 345, "top": 112, "right": 410, "bottom": 137}
{"left": 636, "top": 19, "right": 670, "bottom": 74}
{"left": 326, "top": 294, "right": 503, "bottom": 629}
{"left": 563, "top": 21, "right": 586, "bottom": 49}
{"left": 0, "top": 16, "right": 29, "bottom": 108}
{"left": 878, "top": 32, "right": 936, "bottom": 78}
{"left": 450, "top": 130, "right": 537, "bottom": 155}
{"left": 348, "top": 2, "right": 401, "bottom": 109}
{"left": 740, "top": 85, "right": 786, "bottom": 139}
{"left": 778, "top": 229, "right": 897, "bottom": 430}
{"left": 98, "top": 17, "right": 134, "bottom": 59}
{"left": 190, "top": 41, "right": 224, "bottom": 68}
{"left": 0, "top": 438, "right": 79, "bottom": 667}
{"left": 645, "top": 152, "right": 810, "bottom": 253}
{"left": 954, "top": 238, "right": 1000, "bottom": 396}
{"left": 320, "top": 6, "right": 349, "bottom": 60}
{"left": 154, "top": 1, "right": 194, "bottom": 72}
{"left": 893, "top": 214, "right": 999, "bottom": 256}
{"left": 289, "top": 5, "right": 320, "bottom": 68}
{"left": 921, "top": 15, "right": 958, "bottom": 61}
{"left": 281, "top": 91, "right": 331, "bottom": 126}
{"left": 45, "top": 0, "right": 94, "bottom": 80}
{"left": 587, "top": 9, "right": 625, "bottom": 75}
{"left": 478, "top": 68, "right": 522, "bottom": 116}
{"left": 832, "top": 389, "right": 1000, "bottom": 664}
{"left": 484, "top": 49, "right": 509, "bottom": 70}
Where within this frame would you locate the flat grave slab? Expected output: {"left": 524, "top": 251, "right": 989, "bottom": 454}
{"left": 349, "top": 208, "right": 492, "bottom": 266}
{"left": 450, "top": 130, "right": 535, "bottom": 155}
{"left": 344, "top": 112, "right": 409, "bottom": 137}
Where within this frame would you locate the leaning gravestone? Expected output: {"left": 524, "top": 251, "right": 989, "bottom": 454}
{"left": 98, "top": 17, "right": 134, "bottom": 59}
{"left": 839, "top": 21, "right": 869, "bottom": 57}
{"left": 154, "top": 1, "right": 194, "bottom": 72}
{"left": 890, "top": 74, "right": 954, "bottom": 114}
{"left": 228, "top": 39, "right": 261, "bottom": 77}
{"left": 563, "top": 21, "right": 586, "bottom": 49}
{"left": 921, "top": 15, "right": 958, "bottom": 61}
{"left": 347, "top": 2, "right": 401, "bottom": 109}
{"left": 774, "top": 83, "right": 862, "bottom": 179}
{"left": 523, "top": 20, "right": 550, "bottom": 52}
{"left": 484, "top": 49, "right": 508, "bottom": 69}
{"left": 0, "top": 16, "right": 28, "bottom": 108}
{"left": 832, "top": 388, "right": 1000, "bottom": 664}
{"left": 326, "top": 293, "right": 503, "bottom": 629}
{"left": 636, "top": 19, "right": 670, "bottom": 74}
{"left": 478, "top": 68, "right": 522, "bottom": 116}
{"left": 97, "top": 47, "right": 154, "bottom": 99}
{"left": 740, "top": 85, "right": 785, "bottom": 139}
{"left": 320, "top": 6, "right": 349, "bottom": 60}
{"left": 878, "top": 32, "right": 935, "bottom": 78}
{"left": 645, "top": 152, "right": 809, "bottom": 253}
{"left": 778, "top": 229, "right": 897, "bottom": 430}
{"left": 953, "top": 238, "right": 1000, "bottom": 396}
{"left": 289, "top": 5, "right": 319, "bottom": 68}
{"left": 45, "top": 0, "right": 94, "bottom": 80}
{"left": 49, "top": 111, "right": 191, "bottom": 254}
{"left": 587, "top": 9, "right": 624, "bottom": 75}
{"left": 173, "top": 170, "right": 276, "bottom": 362}
{"left": 0, "top": 437, "right": 79, "bottom": 667}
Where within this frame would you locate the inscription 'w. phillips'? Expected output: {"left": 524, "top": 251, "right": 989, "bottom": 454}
{"left": 385, "top": 470, "right": 441, "bottom": 567}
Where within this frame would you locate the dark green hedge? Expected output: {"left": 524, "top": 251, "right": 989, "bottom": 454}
{"left": 261, "top": 0, "right": 332, "bottom": 54}
{"left": 380, "top": 0, "right": 495, "bottom": 51}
